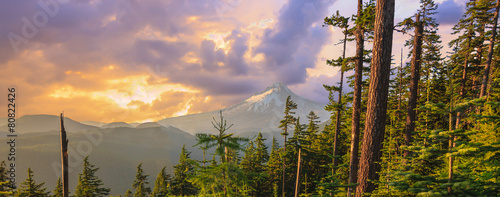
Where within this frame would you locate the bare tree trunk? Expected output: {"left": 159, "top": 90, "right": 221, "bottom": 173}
{"left": 404, "top": 13, "right": 424, "bottom": 158}
{"left": 399, "top": 48, "right": 403, "bottom": 111}
{"left": 356, "top": 0, "right": 395, "bottom": 195}
{"left": 448, "top": 63, "right": 455, "bottom": 194}
{"left": 294, "top": 148, "right": 302, "bottom": 197}
{"left": 283, "top": 129, "right": 287, "bottom": 197}
{"left": 60, "top": 113, "right": 69, "bottom": 197}
{"left": 348, "top": 1, "right": 364, "bottom": 196}
{"left": 455, "top": 36, "right": 471, "bottom": 129}
{"left": 480, "top": 0, "right": 499, "bottom": 98}
{"left": 448, "top": 125, "right": 455, "bottom": 194}
{"left": 333, "top": 26, "right": 347, "bottom": 178}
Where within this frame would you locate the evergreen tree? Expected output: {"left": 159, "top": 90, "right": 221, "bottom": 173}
{"left": 124, "top": 189, "right": 132, "bottom": 197}
{"left": 356, "top": 0, "right": 395, "bottom": 194}
{"left": 324, "top": 9, "right": 351, "bottom": 177}
{"left": 250, "top": 132, "right": 270, "bottom": 196}
{"left": 15, "top": 168, "right": 49, "bottom": 197}
{"left": 480, "top": 0, "right": 500, "bottom": 98}
{"left": 171, "top": 145, "right": 197, "bottom": 196}
{"left": 241, "top": 141, "right": 259, "bottom": 196}
{"left": 192, "top": 111, "right": 248, "bottom": 196}
{"left": 151, "top": 166, "right": 171, "bottom": 196}
{"left": 0, "top": 161, "right": 12, "bottom": 196}
{"left": 347, "top": 1, "right": 376, "bottom": 195}
{"left": 278, "top": 95, "right": 297, "bottom": 197}
{"left": 132, "top": 163, "right": 151, "bottom": 197}
{"left": 266, "top": 136, "right": 283, "bottom": 197}
{"left": 74, "top": 156, "right": 110, "bottom": 197}
{"left": 52, "top": 178, "right": 62, "bottom": 197}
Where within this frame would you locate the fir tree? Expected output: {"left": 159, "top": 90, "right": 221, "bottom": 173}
{"left": 132, "top": 163, "right": 151, "bottom": 197}
{"left": 171, "top": 145, "right": 197, "bottom": 196}
{"left": 356, "top": 0, "right": 395, "bottom": 194}
{"left": 0, "top": 161, "right": 12, "bottom": 196}
{"left": 151, "top": 166, "right": 171, "bottom": 197}
{"left": 324, "top": 9, "right": 351, "bottom": 178}
{"left": 52, "top": 178, "right": 62, "bottom": 197}
{"left": 74, "top": 156, "right": 110, "bottom": 197}
{"left": 266, "top": 136, "right": 283, "bottom": 196}
{"left": 346, "top": 1, "right": 376, "bottom": 195}
{"left": 15, "top": 168, "right": 49, "bottom": 197}
{"left": 124, "top": 189, "right": 132, "bottom": 197}
{"left": 278, "top": 95, "right": 297, "bottom": 197}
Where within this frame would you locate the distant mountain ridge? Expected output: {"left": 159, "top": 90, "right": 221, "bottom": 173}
{"left": 157, "top": 82, "right": 330, "bottom": 136}
{"left": 0, "top": 114, "right": 98, "bottom": 133}
{"left": 0, "top": 83, "right": 329, "bottom": 137}
{"left": 0, "top": 82, "right": 330, "bottom": 195}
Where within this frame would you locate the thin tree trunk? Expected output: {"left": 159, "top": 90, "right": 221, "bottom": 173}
{"left": 455, "top": 35, "right": 471, "bottom": 130}
{"left": 60, "top": 113, "right": 69, "bottom": 197}
{"left": 356, "top": 0, "right": 395, "bottom": 195}
{"left": 399, "top": 48, "right": 403, "bottom": 111}
{"left": 480, "top": 0, "right": 499, "bottom": 98}
{"left": 333, "top": 26, "right": 347, "bottom": 177}
{"left": 225, "top": 146, "right": 230, "bottom": 196}
{"left": 448, "top": 124, "right": 455, "bottom": 194}
{"left": 348, "top": 0, "right": 364, "bottom": 196}
{"left": 203, "top": 149, "right": 206, "bottom": 167}
{"left": 447, "top": 63, "right": 455, "bottom": 194}
{"left": 404, "top": 13, "right": 423, "bottom": 158}
{"left": 283, "top": 130, "right": 287, "bottom": 197}
{"left": 294, "top": 148, "right": 302, "bottom": 197}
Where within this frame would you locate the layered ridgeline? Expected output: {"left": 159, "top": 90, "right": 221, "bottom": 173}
{"left": 0, "top": 116, "right": 198, "bottom": 195}
{"left": 158, "top": 82, "right": 330, "bottom": 136}
{"left": 0, "top": 82, "right": 330, "bottom": 195}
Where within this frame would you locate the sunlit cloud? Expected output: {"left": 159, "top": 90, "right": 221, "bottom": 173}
{"left": 0, "top": 0, "right": 462, "bottom": 123}
{"left": 206, "top": 32, "right": 231, "bottom": 52}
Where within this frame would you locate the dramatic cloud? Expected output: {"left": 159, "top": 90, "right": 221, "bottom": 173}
{"left": 436, "top": 0, "right": 466, "bottom": 25}
{"left": 256, "top": 0, "right": 334, "bottom": 85}
{"left": 0, "top": 0, "right": 463, "bottom": 122}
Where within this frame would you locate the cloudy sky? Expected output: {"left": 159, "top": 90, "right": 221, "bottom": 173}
{"left": 0, "top": 0, "right": 467, "bottom": 123}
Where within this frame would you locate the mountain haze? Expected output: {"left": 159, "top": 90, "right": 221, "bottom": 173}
{"left": 0, "top": 115, "right": 98, "bottom": 133}
{"left": 157, "top": 82, "right": 330, "bottom": 136}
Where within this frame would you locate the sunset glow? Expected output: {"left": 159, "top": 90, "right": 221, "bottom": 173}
{"left": 0, "top": 0, "right": 465, "bottom": 123}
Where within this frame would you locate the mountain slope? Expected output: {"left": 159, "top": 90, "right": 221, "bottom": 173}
{"left": 0, "top": 114, "right": 99, "bottom": 133}
{"left": 158, "top": 82, "right": 330, "bottom": 136}
{"left": 0, "top": 126, "right": 199, "bottom": 195}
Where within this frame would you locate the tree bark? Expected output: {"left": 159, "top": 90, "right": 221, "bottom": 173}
{"left": 404, "top": 13, "right": 424, "bottom": 158}
{"left": 480, "top": 0, "right": 499, "bottom": 98}
{"left": 60, "top": 113, "right": 69, "bottom": 197}
{"left": 356, "top": 0, "right": 395, "bottom": 195}
{"left": 348, "top": 1, "right": 364, "bottom": 196}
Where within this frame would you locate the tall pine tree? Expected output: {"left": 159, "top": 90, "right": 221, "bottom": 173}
{"left": 151, "top": 166, "right": 171, "bottom": 196}
{"left": 74, "top": 156, "right": 110, "bottom": 197}
{"left": 132, "top": 163, "right": 151, "bottom": 197}
{"left": 171, "top": 145, "right": 197, "bottom": 196}
{"left": 15, "top": 168, "right": 49, "bottom": 197}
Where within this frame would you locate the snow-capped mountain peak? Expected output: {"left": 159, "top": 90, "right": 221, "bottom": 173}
{"left": 242, "top": 82, "right": 297, "bottom": 112}
{"left": 158, "top": 82, "right": 330, "bottom": 135}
